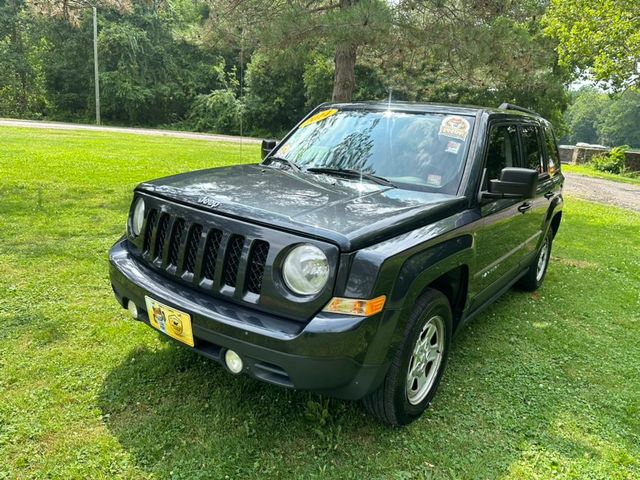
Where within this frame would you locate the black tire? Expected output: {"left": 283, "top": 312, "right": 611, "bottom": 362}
{"left": 362, "top": 289, "right": 453, "bottom": 426}
{"left": 517, "top": 229, "right": 553, "bottom": 291}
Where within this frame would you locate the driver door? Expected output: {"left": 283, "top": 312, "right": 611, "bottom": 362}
{"left": 469, "top": 122, "right": 536, "bottom": 309}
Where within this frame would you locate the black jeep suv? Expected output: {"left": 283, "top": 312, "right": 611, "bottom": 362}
{"left": 109, "top": 102, "right": 563, "bottom": 426}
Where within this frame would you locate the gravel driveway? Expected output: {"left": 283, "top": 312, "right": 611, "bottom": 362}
{"left": 563, "top": 172, "right": 640, "bottom": 212}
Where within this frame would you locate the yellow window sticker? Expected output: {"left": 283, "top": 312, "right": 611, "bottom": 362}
{"left": 300, "top": 109, "right": 338, "bottom": 128}
{"left": 439, "top": 115, "right": 471, "bottom": 141}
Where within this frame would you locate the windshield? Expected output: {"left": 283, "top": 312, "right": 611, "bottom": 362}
{"left": 271, "top": 109, "right": 475, "bottom": 194}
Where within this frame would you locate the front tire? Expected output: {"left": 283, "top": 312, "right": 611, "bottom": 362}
{"left": 517, "top": 229, "right": 553, "bottom": 291}
{"left": 363, "top": 289, "right": 452, "bottom": 426}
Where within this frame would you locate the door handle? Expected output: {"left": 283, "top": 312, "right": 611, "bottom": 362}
{"left": 544, "top": 191, "right": 554, "bottom": 200}
{"left": 518, "top": 202, "right": 532, "bottom": 213}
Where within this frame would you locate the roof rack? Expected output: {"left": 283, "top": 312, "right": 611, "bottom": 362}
{"left": 498, "top": 103, "right": 539, "bottom": 116}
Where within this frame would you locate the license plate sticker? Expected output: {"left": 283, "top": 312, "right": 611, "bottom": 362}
{"left": 144, "top": 296, "right": 194, "bottom": 347}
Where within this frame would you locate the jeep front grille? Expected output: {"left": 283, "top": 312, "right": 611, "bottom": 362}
{"left": 140, "top": 208, "right": 269, "bottom": 296}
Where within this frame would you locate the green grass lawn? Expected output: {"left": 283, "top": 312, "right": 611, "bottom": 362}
{"left": 562, "top": 164, "right": 640, "bottom": 186}
{"left": 1, "top": 127, "right": 639, "bottom": 479}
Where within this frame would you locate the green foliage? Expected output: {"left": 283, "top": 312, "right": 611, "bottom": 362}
{"left": 243, "top": 51, "right": 307, "bottom": 136}
{"left": 188, "top": 88, "right": 242, "bottom": 133}
{"left": 598, "top": 90, "right": 640, "bottom": 147}
{"left": 303, "top": 53, "right": 334, "bottom": 108}
{"left": 0, "top": 0, "right": 49, "bottom": 118}
{"left": 0, "top": 0, "right": 610, "bottom": 140}
{"left": 591, "top": 146, "right": 629, "bottom": 174}
{"left": 563, "top": 87, "right": 610, "bottom": 145}
{"left": 387, "top": 1, "right": 570, "bottom": 132}
{"left": 302, "top": 52, "right": 388, "bottom": 108}
{"left": 563, "top": 87, "right": 640, "bottom": 148}
{"left": 40, "top": 17, "right": 93, "bottom": 120}
{"left": 544, "top": 0, "right": 640, "bottom": 89}
{"left": 97, "top": 3, "right": 225, "bottom": 125}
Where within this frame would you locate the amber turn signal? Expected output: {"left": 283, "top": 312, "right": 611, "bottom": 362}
{"left": 322, "top": 295, "right": 386, "bottom": 317}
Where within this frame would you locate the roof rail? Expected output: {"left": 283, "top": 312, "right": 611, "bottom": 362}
{"left": 498, "top": 103, "right": 539, "bottom": 116}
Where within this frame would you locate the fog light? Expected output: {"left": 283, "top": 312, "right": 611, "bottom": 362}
{"left": 224, "top": 349, "right": 244, "bottom": 374}
{"left": 127, "top": 300, "right": 139, "bottom": 319}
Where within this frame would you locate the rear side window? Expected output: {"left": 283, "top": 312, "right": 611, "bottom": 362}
{"left": 543, "top": 126, "right": 560, "bottom": 176}
{"left": 485, "top": 124, "right": 520, "bottom": 185}
{"left": 520, "top": 125, "right": 545, "bottom": 174}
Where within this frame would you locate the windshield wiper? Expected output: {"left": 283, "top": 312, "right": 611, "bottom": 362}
{"left": 305, "top": 167, "right": 396, "bottom": 188}
{"left": 263, "top": 156, "right": 301, "bottom": 172}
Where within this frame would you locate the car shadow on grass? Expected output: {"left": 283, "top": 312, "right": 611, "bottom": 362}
{"left": 97, "top": 274, "right": 639, "bottom": 479}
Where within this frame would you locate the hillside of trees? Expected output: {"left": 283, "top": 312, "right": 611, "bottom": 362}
{"left": 562, "top": 88, "right": 640, "bottom": 149}
{"left": 1, "top": 0, "right": 638, "bottom": 141}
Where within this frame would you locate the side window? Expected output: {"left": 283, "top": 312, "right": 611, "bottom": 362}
{"left": 484, "top": 124, "right": 520, "bottom": 186}
{"left": 543, "top": 126, "right": 560, "bottom": 176}
{"left": 520, "top": 124, "right": 545, "bottom": 174}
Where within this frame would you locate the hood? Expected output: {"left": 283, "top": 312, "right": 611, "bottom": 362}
{"left": 137, "top": 164, "right": 467, "bottom": 251}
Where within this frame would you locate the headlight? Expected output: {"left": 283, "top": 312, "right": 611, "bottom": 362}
{"left": 282, "top": 244, "right": 329, "bottom": 295}
{"left": 130, "top": 197, "right": 145, "bottom": 236}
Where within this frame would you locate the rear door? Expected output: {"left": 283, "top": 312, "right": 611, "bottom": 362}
{"left": 517, "top": 122, "right": 552, "bottom": 266}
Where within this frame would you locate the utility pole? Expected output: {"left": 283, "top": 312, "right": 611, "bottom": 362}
{"left": 92, "top": 6, "right": 101, "bottom": 125}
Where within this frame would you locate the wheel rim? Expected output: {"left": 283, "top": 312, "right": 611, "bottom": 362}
{"left": 406, "top": 315, "right": 445, "bottom": 405}
{"left": 536, "top": 239, "right": 549, "bottom": 282}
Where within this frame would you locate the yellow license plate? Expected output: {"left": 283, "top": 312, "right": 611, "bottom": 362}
{"left": 144, "top": 297, "right": 194, "bottom": 347}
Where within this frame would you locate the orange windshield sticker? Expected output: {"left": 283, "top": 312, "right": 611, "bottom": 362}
{"left": 439, "top": 116, "right": 470, "bottom": 141}
{"left": 299, "top": 109, "right": 338, "bottom": 128}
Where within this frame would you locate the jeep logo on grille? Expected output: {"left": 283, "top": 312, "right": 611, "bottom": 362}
{"left": 198, "top": 196, "right": 221, "bottom": 208}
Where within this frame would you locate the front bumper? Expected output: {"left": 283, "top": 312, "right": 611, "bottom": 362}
{"left": 109, "top": 239, "right": 396, "bottom": 400}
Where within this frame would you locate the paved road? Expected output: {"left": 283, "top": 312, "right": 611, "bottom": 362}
{"left": 0, "top": 118, "right": 262, "bottom": 144}
{"left": 563, "top": 172, "right": 640, "bottom": 212}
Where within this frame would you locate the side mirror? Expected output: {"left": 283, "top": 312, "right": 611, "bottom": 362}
{"left": 485, "top": 167, "right": 538, "bottom": 200}
{"left": 261, "top": 139, "right": 278, "bottom": 160}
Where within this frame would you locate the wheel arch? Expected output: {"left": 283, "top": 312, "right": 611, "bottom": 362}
{"left": 550, "top": 211, "right": 562, "bottom": 238}
{"left": 388, "top": 235, "right": 473, "bottom": 334}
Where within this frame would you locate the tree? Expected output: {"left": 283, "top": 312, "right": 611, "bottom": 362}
{"left": 383, "top": 1, "right": 569, "bottom": 128}
{"left": 205, "top": 0, "right": 391, "bottom": 102}
{"left": 0, "top": 0, "right": 48, "bottom": 118}
{"left": 563, "top": 87, "right": 611, "bottom": 145}
{"left": 243, "top": 50, "right": 307, "bottom": 135}
{"left": 544, "top": 0, "right": 640, "bottom": 89}
{"left": 599, "top": 90, "right": 640, "bottom": 148}
{"left": 27, "top": 0, "right": 130, "bottom": 24}
{"left": 29, "top": 0, "right": 227, "bottom": 125}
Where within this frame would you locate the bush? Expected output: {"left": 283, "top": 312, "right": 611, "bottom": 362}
{"left": 187, "top": 89, "right": 242, "bottom": 134}
{"left": 590, "top": 146, "right": 628, "bottom": 174}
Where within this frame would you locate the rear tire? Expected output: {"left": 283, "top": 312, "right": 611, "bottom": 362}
{"left": 363, "top": 289, "right": 452, "bottom": 426}
{"left": 517, "top": 229, "right": 553, "bottom": 291}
